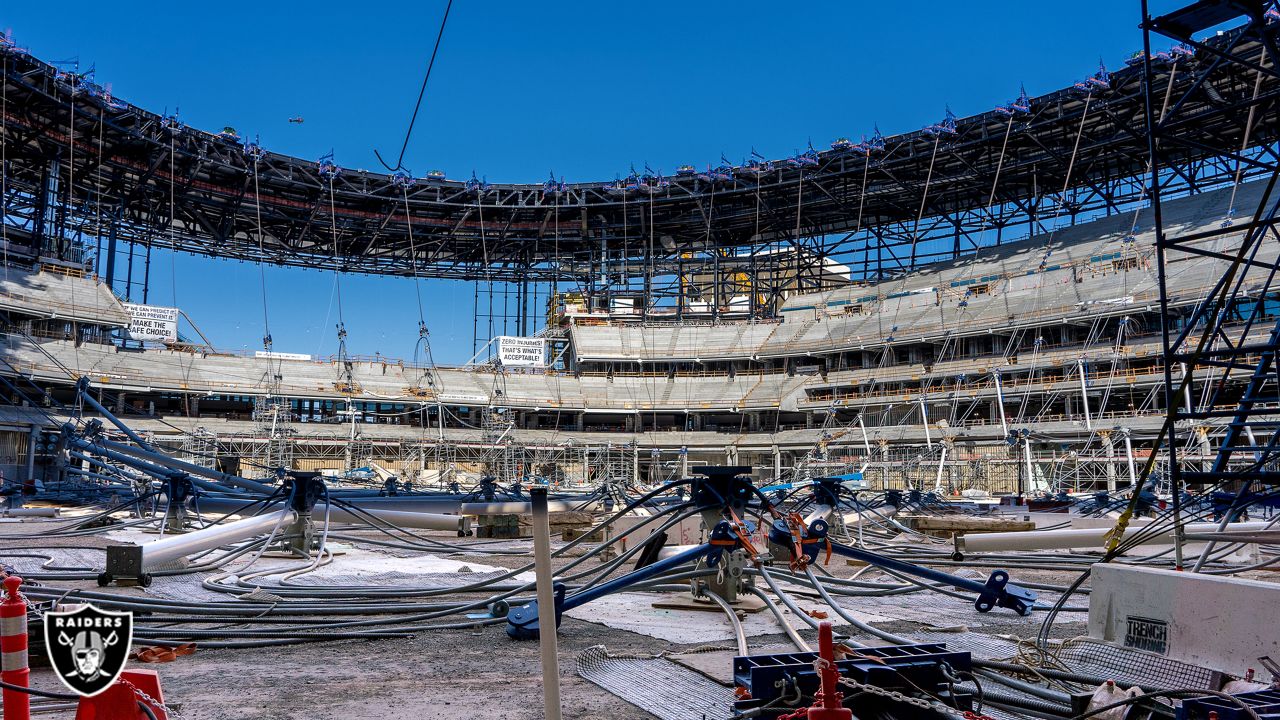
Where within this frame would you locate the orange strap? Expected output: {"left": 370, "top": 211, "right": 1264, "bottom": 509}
{"left": 727, "top": 509, "right": 761, "bottom": 559}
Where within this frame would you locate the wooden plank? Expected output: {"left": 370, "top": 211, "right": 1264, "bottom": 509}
{"left": 898, "top": 514, "right": 1036, "bottom": 536}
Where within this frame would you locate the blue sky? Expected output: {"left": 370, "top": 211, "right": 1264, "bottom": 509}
{"left": 2, "top": 2, "right": 1167, "bottom": 364}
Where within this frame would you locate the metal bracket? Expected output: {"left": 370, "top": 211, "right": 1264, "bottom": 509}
{"left": 975, "top": 570, "right": 1036, "bottom": 616}
{"left": 504, "top": 583, "right": 566, "bottom": 640}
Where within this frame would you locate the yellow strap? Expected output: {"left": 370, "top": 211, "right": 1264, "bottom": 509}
{"left": 1102, "top": 511, "right": 1132, "bottom": 553}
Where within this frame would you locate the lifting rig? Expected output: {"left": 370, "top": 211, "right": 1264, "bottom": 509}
{"left": 506, "top": 466, "right": 1036, "bottom": 643}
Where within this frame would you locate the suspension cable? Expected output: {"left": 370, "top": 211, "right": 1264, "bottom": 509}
{"left": 251, "top": 162, "right": 271, "bottom": 352}
{"left": 1226, "top": 52, "right": 1269, "bottom": 221}
{"left": 374, "top": 0, "right": 454, "bottom": 173}
{"left": 909, "top": 134, "right": 942, "bottom": 265}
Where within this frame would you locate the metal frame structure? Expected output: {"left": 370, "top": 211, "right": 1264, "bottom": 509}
{"left": 3, "top": 30, "right": 1280, "bottom": 320}
{"left": 1144, "top": 0, "right": 1280, "bottom": 496}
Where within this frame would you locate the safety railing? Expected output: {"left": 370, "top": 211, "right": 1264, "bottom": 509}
{"left": 799, "top": 355, "right": 1259, "bottom": 407}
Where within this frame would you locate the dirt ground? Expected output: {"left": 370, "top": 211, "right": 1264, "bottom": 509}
{"left": 23, "top": 618, "right": 666, "bottom": 720}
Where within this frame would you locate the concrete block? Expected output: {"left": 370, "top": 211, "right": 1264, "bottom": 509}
{"left": 1088, "top": 563, "right": 1280, "bottom": 678}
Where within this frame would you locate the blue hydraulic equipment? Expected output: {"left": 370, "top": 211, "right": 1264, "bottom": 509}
{"left": 733, "top": 642, "right": 975, "bottom": 719}
{"left": 768, "top": 516, "right": 1037, "bottom": 615}
{"left": 66, "top": 378, "right": 274, "bottom": 495}
{"left": 505, "top": 520, "right": 745, "bottom": 639}
{"left": 923, "top": 107, "right": 958, "bottom": 136}
{"left": 158, "top": 476, "right": 196, "bottom": 533}
{"left": 509, "top": 466, "right": 762, "bottom": 639}
{"left": 1177, "top": 688, "right": 1280, "bottom": 719}
{"left": 777, "top": 477, "right": 1038, "bottom": 614}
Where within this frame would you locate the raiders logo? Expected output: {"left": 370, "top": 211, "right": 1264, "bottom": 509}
{"left": 42, "top": 604, "right": 133, "bottom": 697}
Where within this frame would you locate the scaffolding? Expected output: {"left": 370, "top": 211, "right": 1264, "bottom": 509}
{"left": 249, "top": 397, "right": 292, "bottom": 479}
{"left": 179, "top": 427, "right": 218, "bottom": 471}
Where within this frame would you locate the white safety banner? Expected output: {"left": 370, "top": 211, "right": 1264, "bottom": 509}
{"left": 496, "top": 336, "right": 546, "bottom": 367}
{"left": 124, "top": 303, "right": 179, "bottom": 342}
{"left": 255, "top": 351, "right": 313, "bottom": 361}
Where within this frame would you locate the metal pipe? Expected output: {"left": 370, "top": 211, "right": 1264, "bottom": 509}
{"left": 1181, "top": 362, "right": 1193, "bottom": 413}
{"left": 140, "top": 509, "right": 296, "bottom": 569}
{"left": 919, "top": 397, "right": 932, "bottom": 448}
{"left": 957, "top": 521, "right": 1275, "bottom": 554}
{"left": 196, "top": 497, "right": 468, "bottom": 533}
{"left": 305, "top": 496, "right": 598, "bottom": 515}
{"left": 1077, "top": 359, "right": 1092, "bottom": 430}
{"left": 77, "top": 380, "right": 157, "bottom": 451}
{"left": 330, "top": 507, "right": 470, "bottom": 534}
{"left": 530, "top": 488, "right": 563, "bottom": 720}
{"left": 804, "top": 505, "right": 835, "bottom": 526}
{"left": 993, "top": 370, "right": 1009, "bottom": 437}
{"left": 1122, "top": 430, "right": 1138, "bottom": 488}
{"left": 857, "top": 415, "right": 872, "bottom": 474}
{"left": 1023, "top": 437, "right": 1034, "bottom": 495}
{"left": 1105, "top": 433, "right": 1118, "bottom": 493}
{"left": 66, "top": 445, "right": 223, "bottom": 494}
{"left": 1, "top": 508, "right": 59, "bottom": 518}
{"left": 656, "top": 544, "right": 700, "bottom": 561}
{"left": 933, "top": 445, "right": 948, "bottom": 494}
{"left": 1193, "top": 440, "right": 1257, "bottom": 572}
{"left": 828, "top": 539, "right": 1033, "bottom": 610}
{"left": 566, "top": 543, "right": 712, "bottom": 610}
{"left": 459, "top": 500, "right": 596, "bottom": 515}
{"left": 1182, "top": 530, "right": 1280, "bottom": 543}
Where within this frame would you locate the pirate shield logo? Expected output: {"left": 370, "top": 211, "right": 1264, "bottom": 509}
{"left": 43, "top": 604, "right": 133, "bottom": 696}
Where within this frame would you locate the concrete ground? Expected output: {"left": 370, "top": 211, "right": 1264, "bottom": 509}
{"left": 4, "top": 509, "right": 1249, "bottom": 720}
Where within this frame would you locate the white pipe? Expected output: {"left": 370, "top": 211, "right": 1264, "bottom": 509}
{"left": 933, "top": 445, "right": 948, "bottom": 494}
{"left": 805, "top": 505, "right": 835, "bottom": 526}
{"left": 2, "top": 508, "right": 60, "bottom": 518}
{"left": 1122, "top": 431, "right": 1138, "bottom": 489}
{"left": 1022, "top": 438, "right": 1034, "bottom": 496}
{"left": 1105, "top": 435, "right": 1117, "bottom": 493}
{"left": 1181, "top": 362, "right": 1193, "bottom": 413}
{"left": 1245, "top": 426, "right": 1260, "bottom": 462}
{"left": 957, "top": 520, "right": 1275, "bottom": 554}
{"left": 141, "top": 509, "right": 296, "bottom": 569}
{"left": 1183, "top": 530, "right": 1280, "bottom": 543}
{"left": 919, "top": 397, "right": 932, "bottom": 448}
{"left": 530, "top": 489, "right": 563, "bottom": 720}
{"left": 1077, "top": 359, "right": 1092, "bottom": 430}
{"left": 857, "top": 416, "right": 871, "bottom": 474}
{"left": 198, "top": 496, "right": 480, "bottom": 527}
{"left": 993, "top": 371, "right": 1008, "bottom": 437}
{"left": 459, "top": 500, "right": 595, "bottom": 516}
{"left": 327, "top": 506, "right": 469, "bottom": 533}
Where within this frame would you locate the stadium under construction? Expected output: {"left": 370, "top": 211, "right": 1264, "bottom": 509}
{"left": 1, "top": 2, "right": 1279, "bottom": 719}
